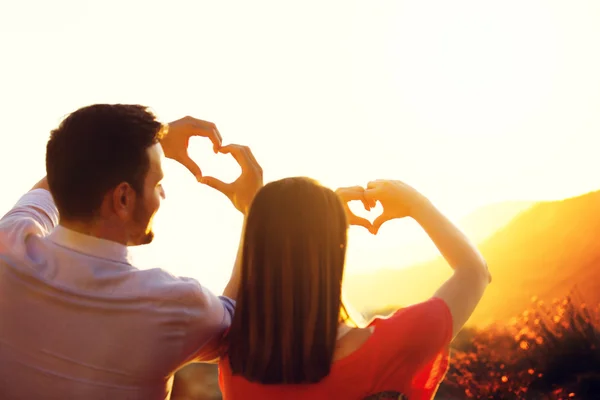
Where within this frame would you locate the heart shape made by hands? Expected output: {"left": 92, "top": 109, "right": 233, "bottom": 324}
{"left": 336, "top": 185, "right": 385, "bottom": 234}
{"left": 188, "top": 140, "right": 240, "bottom": 183}
{"left": 347, "top": 200, "right": 384, "bottom": 224}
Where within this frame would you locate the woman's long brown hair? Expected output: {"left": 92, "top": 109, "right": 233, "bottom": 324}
{"left": 227, "top": 177, "right": 350, "bottom": 384}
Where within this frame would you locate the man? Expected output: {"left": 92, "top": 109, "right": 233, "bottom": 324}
{"left": 0, "top": 104, "right": 262, "bottom": 399}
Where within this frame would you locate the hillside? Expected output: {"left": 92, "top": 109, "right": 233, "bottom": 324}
{"left": 368, "top": 200, "right": 535, "bottom": 269}
{"left": 344, "top": 190, "right": 600, "bottom": 327}
{"left": 456, "top": 200, "right": 534, "bottom": 243}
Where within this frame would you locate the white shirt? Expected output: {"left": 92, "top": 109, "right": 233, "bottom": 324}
{"left": 0, "top": 189, "right": 234, "bottom": 400}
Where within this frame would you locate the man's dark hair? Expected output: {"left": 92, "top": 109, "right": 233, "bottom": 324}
{"left": 46, "top": 104, "right": 164, "bottom": 221}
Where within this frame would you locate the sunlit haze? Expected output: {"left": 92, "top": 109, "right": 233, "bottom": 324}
{"left": 1, "top": 1, "right": 599, "bottom": 293}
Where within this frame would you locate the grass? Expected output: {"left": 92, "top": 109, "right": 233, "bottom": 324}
{"left": 434, "top": 292, "right": 600, "bottom": 399}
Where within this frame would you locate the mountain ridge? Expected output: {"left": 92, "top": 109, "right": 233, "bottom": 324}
{"left": 344, "top": 190, "right": 600, "bottom": 327}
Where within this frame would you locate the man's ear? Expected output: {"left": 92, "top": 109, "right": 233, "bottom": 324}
{"left": 112, "top": 182, "right": 137, "bottom": 220}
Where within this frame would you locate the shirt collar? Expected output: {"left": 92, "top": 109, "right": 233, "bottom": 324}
{"left": 48, "top": 225, "right": 133, "bottom": 265}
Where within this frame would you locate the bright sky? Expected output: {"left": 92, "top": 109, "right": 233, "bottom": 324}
{"left": 1, "top": 1, "right": 599, "bottom": 293}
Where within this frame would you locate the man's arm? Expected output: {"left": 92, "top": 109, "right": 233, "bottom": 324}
{"left": 30, "top": 176, "right": 50, "bottom": 192}
{"left": 190, "top": 212, "right": 242, "bottom": 318}
{"left": 179, "top": 281, "right": 236, "bottom": 364}
{"left": 0, "top": 176, "right": 59, "bottom": 236}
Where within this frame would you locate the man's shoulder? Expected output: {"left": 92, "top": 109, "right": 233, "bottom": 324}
{"left": 0, "top": 189, "right": 58, "bottom": 234}
{"left": 130, "top": 268, "right": 233, "bottom": 324}
{"left": 130, "top": 267, "right": 207, "bottom": 303}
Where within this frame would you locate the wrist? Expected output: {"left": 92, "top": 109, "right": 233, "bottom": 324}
{"left": 408, "top": 194, "right": 435, "bottom": 221}
{"left": 158, "top": 123, "right": 169, "bottom": 141}
{"left": 158, "top": 124, "right": 174, "bottom": 159}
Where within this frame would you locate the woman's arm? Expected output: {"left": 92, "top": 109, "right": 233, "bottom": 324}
{"left": 364, "top": 179, "right": 490, "bottom": 339}
{"left": 412, "top": 199, "right": 491, "bottom": 338}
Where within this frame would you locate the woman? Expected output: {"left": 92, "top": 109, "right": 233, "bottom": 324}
{"left": 218, "top": 177, "right": 491, "bottom": 399}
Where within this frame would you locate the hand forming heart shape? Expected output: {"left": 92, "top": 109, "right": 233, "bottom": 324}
{"left": 199, "top": 144, "right": 264, "bottom": 215}
{"left": 337, "top": 180, "right": 419, "bottom": 235}
{"left": 161, "top": 116, "right": 223, "bottom": 180}
{"left": 161, "top": 116, "right": 263, "bottom": 215}
{"left": 335, "top": 186, "right": 381, "bottom": 234}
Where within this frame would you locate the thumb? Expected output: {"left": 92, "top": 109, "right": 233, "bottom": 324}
{"left": 350, "top": 216, "right": 373, "bottom": 232}
{"left": 178, "top": 154, "right": 203, "bottom": 181}
{"left": 371, "top": 213, "right": 391, "bottom": 235}
{"left": 199, "top": 176, "right": 230, "bottom": 196}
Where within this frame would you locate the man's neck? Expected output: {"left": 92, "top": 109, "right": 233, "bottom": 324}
{"left": 59, "top": 219, "right": 128, "bottom": 246}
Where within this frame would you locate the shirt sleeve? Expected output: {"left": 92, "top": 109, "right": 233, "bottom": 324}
{"left": 0, "top": 189, "right": 59, "bottom": 241}
{"left": 368, "top": 297, "right": 453, "bottom": 394}
{"left": 178, "top": 279, "right": 236, "bottom": 364}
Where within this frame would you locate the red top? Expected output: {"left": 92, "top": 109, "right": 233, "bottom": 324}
{"left": 218, "top": 297, "right": 453, "bottom": 400}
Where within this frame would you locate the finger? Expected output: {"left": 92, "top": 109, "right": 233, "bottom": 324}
{"left": 366, "top": 181, "right": 381, "bottom": 190}
{"left": 178, "top": 154, "right": 203, "bottom": 180}
{"left": 349, "top": 215, "right": 372, "bottom": 231}
{"left": 361, "top": 184, "right": 377, "bottom": 208}
{"left": 358, "top": 191, "right": 373, "bottom": 211}
{"left": 367, "top": 196, "right": 377, "bottom": 208}
{"left": 187, "top": 118, "right": 222, "bottom": 152}
{"left": 212, "top": 127, "right": 223, "bottom": 153}
{"left": 361, "top": 198, "right": 371, "bottom": 211}
{"left": 364, "top": 188, "right": 379, "bottom": 203}
{"left": 336, "top": 187, "right": 370, "bottom": 211}
{"left": 338, "top": 186, "right": 367, "bottom": 202}
{"left": 243, "top": 146, "right": 262, "bottom": 173}
{"left": 371, "top": 213, "right": 391, "bottom": 235}
{"left": 199, "top": 176, "right": 231, "bottom": 196}
{"left": 353, "top": 187, "right": 374, "bottom": 210}
{"left": 195, "top": 124, "right": 222, "bottom": 154}
{"left": 219, "top": 144, "right": 254, "bottom": 171}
